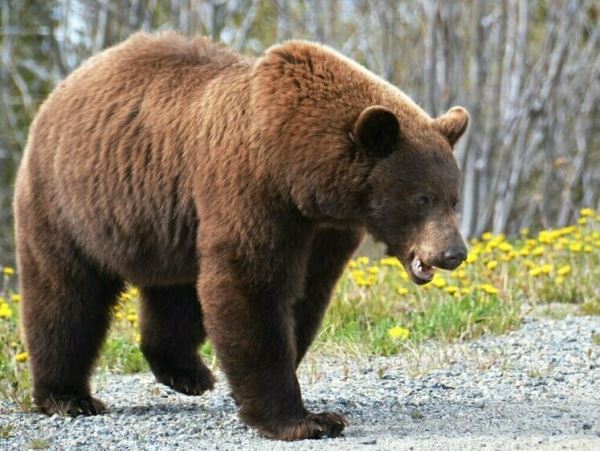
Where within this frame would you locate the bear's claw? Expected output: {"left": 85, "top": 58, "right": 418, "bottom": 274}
{"left": 36, "top": 395, "right": 106, "bottom": 416}
{"left": 154, "top": 363, "right": 216, "bottom": 396}
{"left": 265, "top": 411, "right": 348, "bottom": 441}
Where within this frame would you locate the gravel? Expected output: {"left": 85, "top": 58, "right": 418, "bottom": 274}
{"left": 1, "top": 313, "right": 600, "bottom": 450}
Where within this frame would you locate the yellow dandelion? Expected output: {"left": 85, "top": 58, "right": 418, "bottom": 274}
{"left": 431, "top": 277, "right": 446, "bottom": 288}
{"left": 557, "top": 265, "right": 571, "bottom": 276}
{"left": 348, "top": 260, "right": 358, "bottom": 269}
{"left": 0, "top": 303, "right": 13, "bottom": 319}
{"left": 481, "top": 232, "right": 493, "bottom": 241}
{"left": 135, "top": 333, "right": 141, "bottom": 343}
{"left": 15, "top": 352, "right": 28, "bottom": 363}
{"left": 356, "top": 256, "right": 370, "bottom": 265}
{"left": 578, "top": 218, "right": 587, "bottom": 225}
{"left": 444, "top": 286, "right": 460, "bottom": 295}
{"left": 466, "top": 253, "right": 478, "bottom": 264}
{"left": 479, "top": 284, "right": 498, "bottom": 295}
{"left": 2, "top": 267, "right": 14, "bottom": 276}
{"left": 498, "top": 242, "right": 513, "bottom": 252}
{"left": 569, "top": 242, "right": 582, "bottom": 252}
{"left": 455, "top": 270, "right": 467, "bottom": 280}
{"left": 529, "top": 267, "right": 543, "bottom": 277}
{"left": 388, "top": 326, "right": 410, "bottom": 340}
{"left": 397, "top": 287, "right": 409, "bottom": 295}
{"left": 532, "top": 246, "right": 545, "bottom": 257}
{"left": 501, "top": 252, "right": 515, "bottom": 262}
{"left": 366, "top": 266, "right": 380, "bottom": 275}
{"left": 555, "top": 276, "right": 565, "bottom": 285}
{"left": 380, "top": 257, "right": 401, "bottom": 267}
{"left": 580, "top": 208, "right": 594, "bottom": 217}
{"left": 584, "top": 245, "right": 593, "bottom": 253}
{"left": 486, "top": 260, "right": 498, "bottom": 270}
{"left": 355, "top": 275, "right": 376, "bottom": 287}
{"left": 540, "top": 264, "right": 553, "bottom": 274}
{"left": 11, "top": 294, "right": 22, "bottom": 303}
{"left": 126, "top": 314, "right": 137, "bottom": 324}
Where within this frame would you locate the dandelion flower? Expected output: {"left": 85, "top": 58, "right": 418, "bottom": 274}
{"left": 0, "top": 303, "right": 13, "bottom": 319}
{"left": 15, "top": 352, "right": 28, "bottom": 363}
{"left": 444, "top": 286, "right": 460, "bottom": 295}
{"left": 580, "top": 208, "right": 594, "bottom": 217}
{"left": 529, "top": 267, "right": 543, "bottom": 277}
{"left": 532, "top": 246, "right": 545, "bottom": 257}
{"left": 466, "top": 253, "right": 478, "bottom": 264}
{"left": 11, "top": 294, "right": 21, "bottom": 303}
{"left": 431, "top": 277, "right": 446, "bottom": 288}
{"left": 486, "top": 260, "right": 498, "bottom": 270}
{"left": 540, "top": 264, "right": 553, "bottom": 274}
{"left": 479, "top": 284, "right": 498, "bottom": 295}
{"left": 388, "top": 326, "right": 410, "bottom": 340}
{"left": 397, "top": 287, "right": 409, "bottom": 295}
{"left": 380, "top": 257, "right": 401, "bottom": 267}
{"left": 2, "top": 267, "right": 14, "bottom": 276}
{"left": 557, "top": 265, "right": 571, "bottom": 276}
{"left": 569, "top": 243, "right": 582, "bottom": 252}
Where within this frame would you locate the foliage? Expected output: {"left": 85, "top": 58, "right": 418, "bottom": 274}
{"left": 1, "top": 0, "right": 600, "bottom": 262}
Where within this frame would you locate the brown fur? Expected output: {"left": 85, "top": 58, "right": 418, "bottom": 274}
{"left": 14, "top": 32, "right": 468, "bottom": 440}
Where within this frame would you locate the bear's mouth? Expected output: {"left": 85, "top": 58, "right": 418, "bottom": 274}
{"left": 408, "top": 253, "right": 436, "bottom": 285}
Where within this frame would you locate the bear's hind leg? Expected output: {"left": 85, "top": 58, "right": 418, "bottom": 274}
{"left": 18, "top": 239, "right": 123, "bottom": 416}
{"left": 140, "top": 285, "right": 215, "bottom": 395}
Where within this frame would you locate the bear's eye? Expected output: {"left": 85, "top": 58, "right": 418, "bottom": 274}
{"left": 415, "top": 193, "right": 433, "bottom": 210}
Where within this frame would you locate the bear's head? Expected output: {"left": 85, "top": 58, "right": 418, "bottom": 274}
{"left": 353, "top": 105, "right": 469, "bottom": 285}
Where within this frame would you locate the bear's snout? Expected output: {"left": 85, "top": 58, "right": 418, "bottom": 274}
{"left": 438, "top": 244, "right": 467, "bottom": 270}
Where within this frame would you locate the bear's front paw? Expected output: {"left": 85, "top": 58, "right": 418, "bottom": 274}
{"left": 266, "top": 411, "right": 348, "bottom": 441}
{"left": 36, "top": 395, "right": 106, "bottom": 416}
{"left": 154, "top": 362, "right": 216, "bottom": 396}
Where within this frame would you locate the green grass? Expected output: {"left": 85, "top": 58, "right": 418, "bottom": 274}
{"left": 318, "top": 284, "right": 520, "bottom": 355}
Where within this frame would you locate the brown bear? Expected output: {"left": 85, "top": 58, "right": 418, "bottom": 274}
{"left": 14, "top": 31, "right": 468, "bottom": 440}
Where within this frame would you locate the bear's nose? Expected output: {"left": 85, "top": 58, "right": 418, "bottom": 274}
{"left": 440, "top": 245, "right": 467, "bottom": 270}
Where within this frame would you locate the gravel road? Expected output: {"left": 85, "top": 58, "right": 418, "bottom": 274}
{"left": 1, "top": 312, "right": 600, "bottom": 450}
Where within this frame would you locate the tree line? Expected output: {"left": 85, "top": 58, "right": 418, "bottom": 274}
{"left": 1, "top": 0, "right": 598, "bottom": 260}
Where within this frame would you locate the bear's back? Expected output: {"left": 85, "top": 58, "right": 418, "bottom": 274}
{"left": 17, "top": 32, "right": 248, "bottom": 285}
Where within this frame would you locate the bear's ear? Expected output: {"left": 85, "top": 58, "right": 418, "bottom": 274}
{"left": 352, "top": 106, "right": 400, "bottom": 158}
{"left": 435, "top": 106, "right": 469, "bottom": 147}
